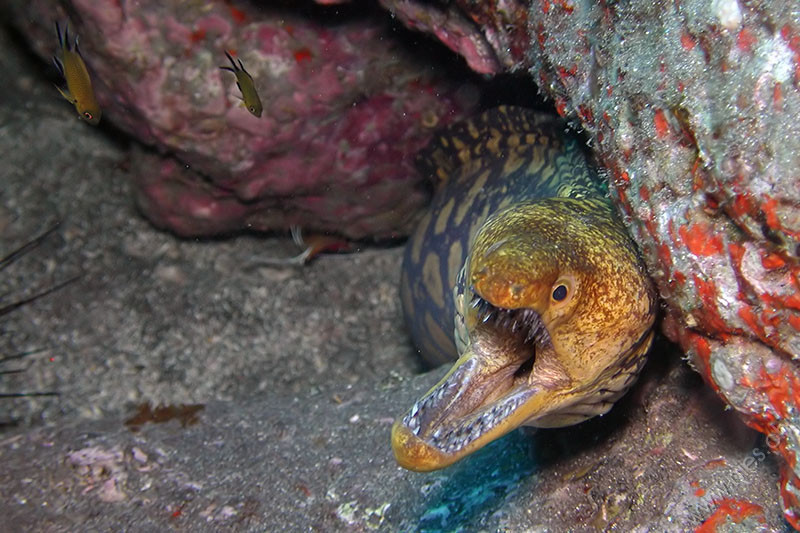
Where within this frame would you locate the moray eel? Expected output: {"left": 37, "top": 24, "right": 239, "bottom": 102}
{"left": 393, "top": 106, "right": 656, "bottom": 471}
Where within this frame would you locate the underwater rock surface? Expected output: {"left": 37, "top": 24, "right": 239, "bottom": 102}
{"left": 382, "top": 0, "right": 800, "bottom": 526}
{"left": 5, "top": 0, "right": 477, "bottom": 239}
{"left": 0, "top": 353, "right": 791, "bottom": 531}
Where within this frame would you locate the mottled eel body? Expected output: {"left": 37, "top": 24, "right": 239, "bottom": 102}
{"left": 394, "top": 106, "right": 657, "bottom": 471}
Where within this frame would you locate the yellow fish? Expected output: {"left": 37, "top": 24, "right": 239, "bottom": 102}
{"left": 53, "top": 22, "right": 101, "bottom": 126}
{"left": 220, "top": 51, "right": 263, "bottom": 118}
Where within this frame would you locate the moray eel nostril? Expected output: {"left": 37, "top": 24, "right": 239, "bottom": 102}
{"left": 394, "top": 106, "right": 657, "bottom": 471}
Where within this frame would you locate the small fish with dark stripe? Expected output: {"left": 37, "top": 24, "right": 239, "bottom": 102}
{"left": 53, "top": 22, "right": 101, "bottom": 125}
{"left": 220, "top": 51, "right": 263, "bottom": 118}
{"left": 392, "top": 107, "right": 657, "bottom": 471}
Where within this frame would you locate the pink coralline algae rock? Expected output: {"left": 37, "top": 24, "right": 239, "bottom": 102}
{"left": 8, "top": 0, "right": 477, "bottom": 239}
{"left": 383, "top": 0, "right": 800, "bottom": 528}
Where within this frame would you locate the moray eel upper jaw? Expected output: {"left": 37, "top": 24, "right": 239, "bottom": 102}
{"left": 392, "top": 198, "right": 657, "bottom": 471}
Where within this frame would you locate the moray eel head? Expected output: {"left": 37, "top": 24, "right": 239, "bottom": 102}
{"left": 392, "top": 198, "right": 656, "bottom": 471}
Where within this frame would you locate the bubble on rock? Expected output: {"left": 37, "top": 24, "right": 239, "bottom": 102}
{"left": 711, "top": 0, "right": 742, "bottom": 30}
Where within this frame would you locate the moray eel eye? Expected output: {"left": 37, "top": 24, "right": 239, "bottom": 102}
{"left": 550, "top": 277, "right": 574, "bottom": 306}
{"left": 83, "top": 112, "right": 93, "bottom": 121}
{"left": 552, "top": 284, "right": 567, "bottom": 301}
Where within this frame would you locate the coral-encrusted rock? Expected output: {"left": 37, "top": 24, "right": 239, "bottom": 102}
{"left": 6, "top": 0, "right": 476, "bottom": 239}
{"left": 382, "top": 0, "right": 800, "bottom": 527}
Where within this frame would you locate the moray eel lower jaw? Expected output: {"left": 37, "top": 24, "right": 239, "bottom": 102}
{"left": 392, "top": 199, "right": 657, "bottom": 472}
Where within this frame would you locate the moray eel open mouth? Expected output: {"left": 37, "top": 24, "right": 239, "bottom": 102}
{"left": 393, "top": 292, "right": 556, "bottom": 470}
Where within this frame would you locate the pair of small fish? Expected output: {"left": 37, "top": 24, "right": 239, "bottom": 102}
{"left": 53, "top": 22, "right": 263, "bottom": 126}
